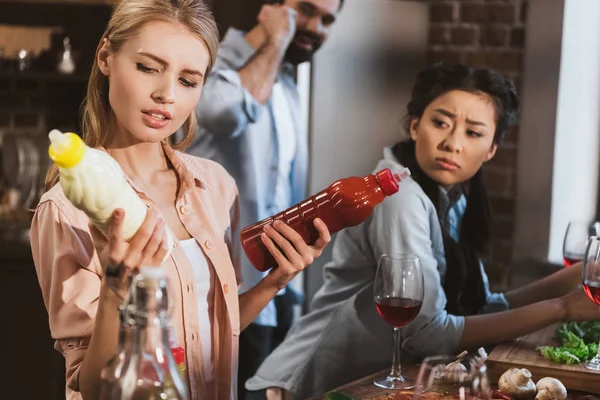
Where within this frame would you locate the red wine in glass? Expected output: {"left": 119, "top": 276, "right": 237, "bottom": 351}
{"left": 563, "top": 221, "right": 600, "bottom": 268}
{"left": 582, "top": 236, "right": 600, "bottom": 370}
{"left": 564, "top": 255, "right": 583, "bottom": 267}
{"left": 375, "top": 297, "right": 422, "bottom": 328}
{"left": 373, "top": 254, "right": 424, "bottom": 389}
{"left": 583, "top": 281, "right": 600, "bottom": 306}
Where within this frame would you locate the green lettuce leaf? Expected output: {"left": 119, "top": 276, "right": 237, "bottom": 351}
{"left": 538, "top": 322, "right": 600, "bottom": 364}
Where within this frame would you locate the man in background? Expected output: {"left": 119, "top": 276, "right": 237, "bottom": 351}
{"left": 187, "top": 0, "right": 343, "bottom": 398}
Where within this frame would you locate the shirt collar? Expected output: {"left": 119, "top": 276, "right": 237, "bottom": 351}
{"left": 280, "top": 61, "right": 296, "bottom": 78}
{"left": 439, "top": 184, "right": 465, "bottom": 210}
{"left": 438, "top": 184, "right": 465, "bottom": 235}
{"left": 162, "top": 142, "right": 206, "bottom": 190}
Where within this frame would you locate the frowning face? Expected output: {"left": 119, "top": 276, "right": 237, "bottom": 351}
{"left": 410, "top": 90, "right": 498, "bottom": 190}
{"left": 98, "top": 20, "right": 210, "bottom": 145}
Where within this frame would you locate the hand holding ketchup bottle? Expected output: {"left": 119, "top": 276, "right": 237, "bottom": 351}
{"left": 241, "top": 167, "right": 411, "bottom": 272}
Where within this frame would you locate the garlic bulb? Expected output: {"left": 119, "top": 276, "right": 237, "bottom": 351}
{"left": 535, "top": 377, "right": 567, "bottom": 400}
{"left": 441, "top": 351, "right": 469, "bottom": 383}
{"left": 498, "top": 368, "right": 536, "bottom": 398}
{"left": 442, "top": 349, "right": 491, "bottom": 383}
{"left": 444, "top": 361, "right": 468, "bottom": 383}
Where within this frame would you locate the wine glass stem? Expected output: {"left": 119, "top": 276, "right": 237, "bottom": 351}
{"left": 390, "top": 327, "right": 402, "bottom": 378}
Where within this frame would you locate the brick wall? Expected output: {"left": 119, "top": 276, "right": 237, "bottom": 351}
{"left": 423, "top": 0, "right": 528, "bottom": 287}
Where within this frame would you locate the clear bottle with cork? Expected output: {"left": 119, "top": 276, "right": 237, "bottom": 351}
{"left": 241, "top": 167, "right": 410, "bottom": 272}
{"left": 99, "top": 267, "right": 189, "bottom": 400}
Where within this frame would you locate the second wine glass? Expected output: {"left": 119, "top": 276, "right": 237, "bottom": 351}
{"left": 563, "top": 221, "right": 600, "bottom": 267}
{"left": 582, "top": 236, "right": 600, "bottom": 370}
{"left": 373, "top": 254, "right": 424, "bottom": 389}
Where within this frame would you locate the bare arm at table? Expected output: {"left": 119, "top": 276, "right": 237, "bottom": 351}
{"left": 503, "top": 262, "right": 582, "bottom": 309}
{"left": 459, "top": 287, "right": 600, "bottom": 350}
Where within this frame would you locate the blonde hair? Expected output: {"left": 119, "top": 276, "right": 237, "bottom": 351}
{"left": 45, "top": 0, "right": 219, "bottom": 190}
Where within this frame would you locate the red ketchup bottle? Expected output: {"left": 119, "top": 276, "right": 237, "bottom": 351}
{"left": 240, "top": 167, "right": 411, "bottom": 272}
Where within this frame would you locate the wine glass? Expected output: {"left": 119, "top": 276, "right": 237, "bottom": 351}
{"left": 413, "top": 354, "right": 491, "bottom": 400}
{"left": 582, "top": 236, "right": 600, "bottom": 370}
{"left": 563, "top": 221, "right": 600, "bottom": 267}
{"left": 373, "top": 254, "right": 424, "bottom": 389}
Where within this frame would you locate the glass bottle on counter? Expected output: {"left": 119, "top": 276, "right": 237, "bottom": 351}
{"left": 99, "top": 301, "right": 135, "bottom": 394}
{"left": 99, "top": 267, "right": 189, "bottom": 400}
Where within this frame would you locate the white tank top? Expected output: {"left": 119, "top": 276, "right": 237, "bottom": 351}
{"left": 179, "top": 238, "right": 214, "bottom": 383}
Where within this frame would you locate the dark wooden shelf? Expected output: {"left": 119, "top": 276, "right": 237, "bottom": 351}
{"left": 0, "top": 70, "right": 89, "bottom": 83}
{"left": 0, "top": 0, "right": 116, "bottom": 5}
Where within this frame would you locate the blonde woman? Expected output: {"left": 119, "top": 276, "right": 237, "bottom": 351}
{"left": 30, "top": 1, "right": 331, "bottom": 399}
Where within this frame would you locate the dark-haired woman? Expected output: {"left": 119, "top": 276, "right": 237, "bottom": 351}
{"left": 243, "top": 63, "right": 600, "bottom": 400}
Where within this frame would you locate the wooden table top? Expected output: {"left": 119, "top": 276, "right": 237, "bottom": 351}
{"left": 306, "top": 364, "right": 598, "bottom": 400}
{"left": 306, "top": 366, "right": 420, "bottom": 400}
{"left": 486, "top": 324, "right": 600, "bottom": 395}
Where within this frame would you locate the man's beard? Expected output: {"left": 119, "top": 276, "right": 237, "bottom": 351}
{"left": 283, "top": 31, "right": 322, "bottom": 66}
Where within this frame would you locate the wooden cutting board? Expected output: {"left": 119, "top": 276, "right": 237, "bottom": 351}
{"left": 487, "top": 323, "right": 600, "bottom": 395}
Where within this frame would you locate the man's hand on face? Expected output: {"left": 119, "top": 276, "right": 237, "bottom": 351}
{"left": 257, "top": 4, "right": 298, "bottom": 50}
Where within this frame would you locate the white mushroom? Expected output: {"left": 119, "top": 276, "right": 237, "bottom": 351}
{"left": 498, "top": 368, "right": 537, "bottom": 398}
{"left": 535, "top": 377, "right": 567, "bottom": 400}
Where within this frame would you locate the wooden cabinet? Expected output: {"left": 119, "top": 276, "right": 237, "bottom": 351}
{"left": 0, "top": 244, "right": 65, "bottom": 400}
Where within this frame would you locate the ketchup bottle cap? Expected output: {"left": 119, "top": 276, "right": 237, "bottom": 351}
{"left": 375, "top": 167, "right": 411, "bottom": 196}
